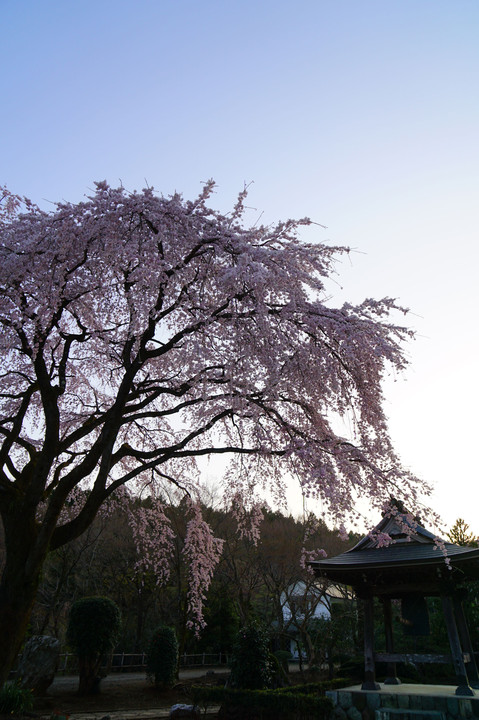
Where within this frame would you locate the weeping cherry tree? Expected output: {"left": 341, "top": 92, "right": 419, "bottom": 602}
{"left": 0, "top": 181, "right": 429, "bottom": 683}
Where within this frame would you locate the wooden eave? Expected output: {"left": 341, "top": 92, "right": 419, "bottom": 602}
{"left": 309, "top": 513, "right": 479, "bottom": 595}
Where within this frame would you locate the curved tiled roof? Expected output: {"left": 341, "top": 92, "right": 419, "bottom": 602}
{"left": 309, "top": 512, "right": 479, "bottom": 588}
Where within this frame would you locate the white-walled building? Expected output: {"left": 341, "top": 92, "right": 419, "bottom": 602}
{"left": 280, "top": 581, "right": 350, "bottom": 659}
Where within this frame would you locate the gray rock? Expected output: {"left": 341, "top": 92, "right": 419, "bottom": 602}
{"left": 17, "top": 635, "right": 60, "bottom": 694}
{"left": 339, "top": 692, "right": 353, "bottom": 710}
{"left": 447, "top": 697, "right": 460, "bottom": 717}
{"left": 169, "top": 704, "right": 200, "bottom": 719}
{"left": 366, "top": 693, "right": 381, "bottom": 712}
{"left": 409, "top": 694, "right": 423, "bottom": 710}
{"left": 352, "top": 692, "right": 367, "bottom": 712}
{"left": 422, "top": 695, "right": 436, "bottom": 711}
{"left": 347, "top": 706, "right": 363, "bottom": 720}
{"left": 397, "top": 694, "right": 410, "bottom": 709}
{"left": 459, "top": 699, "right": 473, "bottom": 718}
{"left": 381, "top": 694, "right": 397, "bottom": 709}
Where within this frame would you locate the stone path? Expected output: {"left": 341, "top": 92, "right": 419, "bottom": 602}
{"left": 44, "top": 710, "right": 220, "bottom": 720}
{"left": 45, "top": 669, "right": 225, "bottom": 719}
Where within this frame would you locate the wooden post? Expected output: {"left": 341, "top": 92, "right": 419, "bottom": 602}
{"left": 382, "top": 597, "right": 401, "bottom": 685}
{"left": 452, "top": 593, "right": 479, "bottom": 689}
{"left": 362, "top": 595, "right": 380, "bottom": 690}
{"left": 441, "top": 595, "right": 473, "bottom": 696}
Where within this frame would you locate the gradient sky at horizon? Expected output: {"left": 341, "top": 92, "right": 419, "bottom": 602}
{"left": 2, "top": 0, "right": 478, "bottom": 533}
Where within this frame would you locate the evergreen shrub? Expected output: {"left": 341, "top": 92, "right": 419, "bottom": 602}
{"left": 0, "top": 681, "right": 34, "bottom": 714}
{"left": 66, "top": 596, "right": 121, "bottom": 694}
{"left": 192, "top": 685, "right": 334, "bottom": 719}
{"left": 229, "top": 622, "right": 273, "bottom": 690}
{"left": 146, "top": 625, "right": 178, "bottom": 688}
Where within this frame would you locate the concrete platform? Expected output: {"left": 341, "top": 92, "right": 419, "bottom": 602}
{"left": 341, "top": 683, "right": 478, "bottom": 697}
{"left": 326, "top": 683, "right": 479, "bottom": 720}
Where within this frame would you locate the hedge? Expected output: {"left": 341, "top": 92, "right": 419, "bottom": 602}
{"left": 191, "top": 685, "right": 334, "bottom": 719}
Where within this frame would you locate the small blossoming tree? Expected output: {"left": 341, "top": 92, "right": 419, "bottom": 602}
{"left": 0, "top": 181, "right": 429, "bottom": 684}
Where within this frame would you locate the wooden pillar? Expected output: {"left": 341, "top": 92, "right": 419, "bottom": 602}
{"left": 382, "top": 597, "right": 400, "bottom": 685}
{"left": 441, "top": 595, "right": 473, "bottom": 696}
{"left": 452, "top": 593, "right": 479, "bottom": 689}
{"left": 362, "top": 594, "right": 380, "bottom": 690}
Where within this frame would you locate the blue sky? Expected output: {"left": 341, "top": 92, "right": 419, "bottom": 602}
{"left": 2, "top": 0, "right": 478, "bottom": 532}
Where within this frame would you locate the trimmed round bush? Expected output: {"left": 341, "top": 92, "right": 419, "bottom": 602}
{"left": 229, "top": 622, "right": 273, "bottom": 690}
{"left": 66, "top": 596, "right": 121, "bottom": 694}
{"left": 146, "top": 625, "right": 179, "bottom": 688}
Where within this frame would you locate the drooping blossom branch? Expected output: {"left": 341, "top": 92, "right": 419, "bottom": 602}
{"left": 128, "top": 500, "right": 175, "bottom": 585}
{"left": 300, "top": 547, "right": 328, "bottom": 575}
{"left": 182, "top": 501, "right": 224, "bottom": 634}
{"left": 229, "top": 492, "right": 264, "bottom": 545}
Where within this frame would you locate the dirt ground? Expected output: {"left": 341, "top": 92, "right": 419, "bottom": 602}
{"left": 21, "top": 671, "right": 229, "bottom": 718}
{"left": 3, "top": 666, "right": 313, "bottom": 718}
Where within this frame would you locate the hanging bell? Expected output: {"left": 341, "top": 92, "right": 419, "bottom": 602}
{"left": 401, "top": 594, "right": 430, "bottom": 636}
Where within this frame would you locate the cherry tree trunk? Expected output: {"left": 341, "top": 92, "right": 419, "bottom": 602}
{"left": 77, "top": 657, "right": 104, "bottom": 695}
{"left": 0, "top": 565, "right": 43, "bottom": 686}
{"left": 0, "top": 512, "right": 47, "bottom": 686}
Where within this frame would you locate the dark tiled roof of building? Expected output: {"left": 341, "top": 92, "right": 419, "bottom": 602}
{"left": 309, "top": 512, "right": 479, "bottom": 588}
{"left": 313, "top": 541, "right": 479, "bottom": 570}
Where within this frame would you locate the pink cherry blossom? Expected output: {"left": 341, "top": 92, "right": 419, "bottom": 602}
{"left": 182, "top": 500, "right": 224, "bottom": 634}
{"left": 0, "top": 180, "right": 431, "bottom": 682}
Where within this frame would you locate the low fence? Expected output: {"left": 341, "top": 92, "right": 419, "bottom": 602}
{"left": 57, "top": 651, "right": 230, "bottom": 675}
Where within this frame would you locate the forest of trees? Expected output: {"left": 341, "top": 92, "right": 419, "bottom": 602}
{"left": 0, "top": 493, "right": 356, "bottom": 661}
{"left": 2, "top": 501, "right": 478, "bottom": 680}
